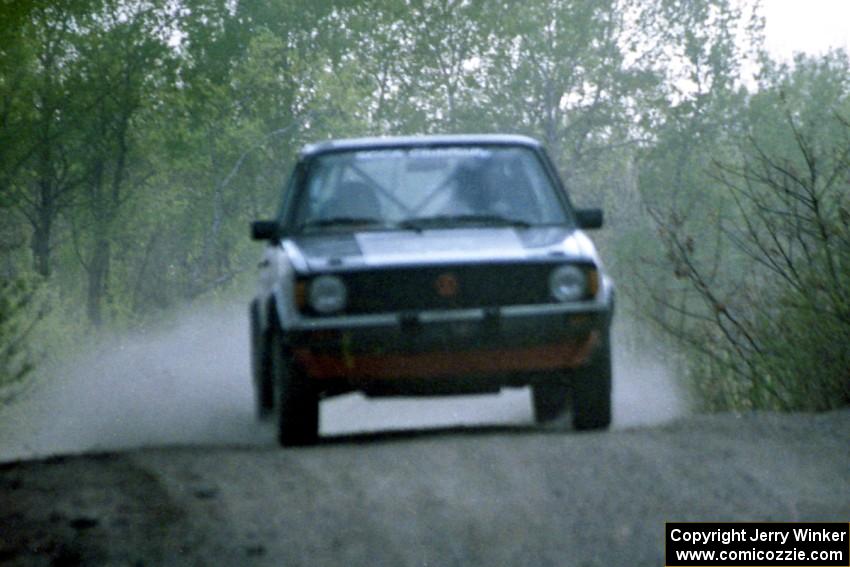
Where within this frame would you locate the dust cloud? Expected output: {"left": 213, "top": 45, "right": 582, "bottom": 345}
{"left": 0, "top": 306, "right": 686, "bottom": 462}
{"left": 0, "top": 305, "right": 275, "bottom": 462}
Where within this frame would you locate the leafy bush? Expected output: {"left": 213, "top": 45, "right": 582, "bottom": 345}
{"left": 0, "top": 276, "right": 43, "bottom": 402}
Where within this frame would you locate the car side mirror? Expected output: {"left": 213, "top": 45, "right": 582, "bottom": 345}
{"left": 251, "top": 220, "right": 279, "bottom": 241}
{"left": 575, "top": 208, "right": 603, "bottom": 230}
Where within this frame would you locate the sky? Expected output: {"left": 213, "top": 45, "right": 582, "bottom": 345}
{"left": 762, "top": 0, "right": 850, "bottom": 59}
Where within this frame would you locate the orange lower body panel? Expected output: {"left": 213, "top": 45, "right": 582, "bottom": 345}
{"left": 293, "top": 331, "right": 599, "bottom": 380}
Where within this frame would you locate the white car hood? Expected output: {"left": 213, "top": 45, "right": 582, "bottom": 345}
{"left": 287, "top": 226, "right": 599, "bottom": 272}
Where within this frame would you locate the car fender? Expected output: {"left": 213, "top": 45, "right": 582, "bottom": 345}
{"left": 269, "top": 247, "right": 298, "bottom": 333}
{"left": 255, "top": 243, "right": 298, "bottom": 334}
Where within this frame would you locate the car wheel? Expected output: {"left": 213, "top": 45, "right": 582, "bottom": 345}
{"left": 572, "top": 329, "right": 612, "bottom": 431}
{"left": 532, "top": 383, "right": 571, "bottom": 423}
{"left": 269, "top": 329, "right": 319, "bottom": 447}
{"left": 250, "top": 303, "right": 274, "bottom": 420}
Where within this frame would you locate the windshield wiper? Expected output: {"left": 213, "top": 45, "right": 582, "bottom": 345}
{"left": 298, "top": 217, "right": 387, "bottom": 232}
{"left": 399, "top": 214, "right": 530, "bottom": 230}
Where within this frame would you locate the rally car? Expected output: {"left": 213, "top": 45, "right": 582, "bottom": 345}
{"left": 250, "top": 134, "right": 614, "bottom": 446}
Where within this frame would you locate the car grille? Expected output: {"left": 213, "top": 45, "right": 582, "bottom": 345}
{"left": 336, "top": 262, "right": 568, "bottom": 315}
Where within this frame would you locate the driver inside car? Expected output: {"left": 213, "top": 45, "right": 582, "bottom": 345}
{"left": 445, "top": 157, "right": 534, "bottom": 222}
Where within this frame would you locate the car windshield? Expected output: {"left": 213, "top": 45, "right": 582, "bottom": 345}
{"left": 290, "top": 146, "right": 569, "bottom": 232}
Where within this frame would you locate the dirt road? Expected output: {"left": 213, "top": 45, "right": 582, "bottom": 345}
{"left": 1, "top": 307, "right": 846, "bottom": 565}
{"left": 1, "top": 409, "right": 848, "bottom": 566}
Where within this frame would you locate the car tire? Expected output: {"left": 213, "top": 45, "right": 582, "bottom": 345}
{"left": 572, "top": 329, "right": 612, "bottom": 431}
{"left": 250, "top": 303, "right": 274, "bottom": 420}
{"left": 532, "top": 383, "right": 571, "bottom": 423}
{"left": 269, "top": 328, "right": 319, "bottom": 447}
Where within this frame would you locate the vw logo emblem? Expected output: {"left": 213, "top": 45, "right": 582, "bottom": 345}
{"left": 435, "top": 273, "right": 459, "bottom": 298}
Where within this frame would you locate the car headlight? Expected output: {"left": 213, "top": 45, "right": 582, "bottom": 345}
{"left": 309, "top": 275, "right": 347, "bottom": 314}
{"left": 549, "top": 265, "right": 586, "bottom": 302}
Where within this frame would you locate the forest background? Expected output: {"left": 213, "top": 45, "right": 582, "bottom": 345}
{"left": 1, "top": 0, "right": 848, "bottom": 412}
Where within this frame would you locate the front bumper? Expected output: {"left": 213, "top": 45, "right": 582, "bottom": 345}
{"left": 283, "top": 301, "right": 611, "bottom": 382}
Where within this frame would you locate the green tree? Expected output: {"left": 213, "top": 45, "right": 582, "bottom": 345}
{"left": 2, "top": 3, "right": 93, "bottom": 278}
{"left": 64, "top": 1, "right": 174, "bottom": 325}
{"left": 646, "top": 51, "right": 850, "bottom": 410}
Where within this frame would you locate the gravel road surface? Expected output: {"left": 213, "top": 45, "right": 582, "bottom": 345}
{"left": 1, "top": 410, "right": 848, "bottom": 566}
{"left": 1, "top": 307, "right": 846, "bottom": 566}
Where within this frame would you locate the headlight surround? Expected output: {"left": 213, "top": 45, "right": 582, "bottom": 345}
{"left": 549, "top": 265, "right": 586, "bottom": 302}
{"left": 308, "top": 275, "right": 347, "bottom": 314}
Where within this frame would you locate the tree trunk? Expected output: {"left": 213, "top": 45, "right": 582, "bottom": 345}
{"left": 30, "top": 208, "right": 52, "bottom": 278}
{"left": 86, "top": 236, "right": 110, "bottom": 327}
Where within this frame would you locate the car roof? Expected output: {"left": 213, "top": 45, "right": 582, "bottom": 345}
{"left": 300, "top": 134, "right": 543, "bottom": 158}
